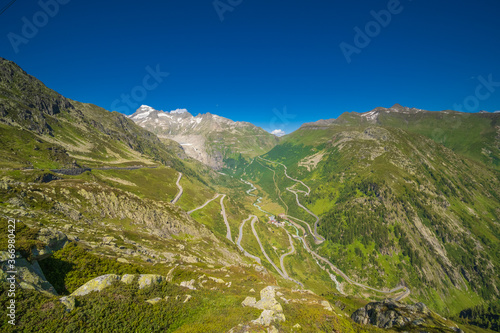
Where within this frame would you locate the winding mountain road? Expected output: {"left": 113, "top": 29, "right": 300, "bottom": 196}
{"left": 286, "top": 190, "right": 325, "bottom": 244}
{"left": 171, "top": 172, "right": 183, "bottom": 204}
{"left": 236, "top": 215, "right": 262, "bottom": 264}
{"left": 258, "top": 157, "right": 310, "bottom": 195}
{"left": 250, "top": 218, "right": 284, "bottom": 277}
{"left": 248, "top": 158, "right": 410, "bottom": 300}
{"left": 284, "top": 215, "right": 406, "bottom": 296}
{"left": 220, "top": 195, "right": 233, "bottom": 243}
{"left": 256, "top": 159, "right": 289, "bottom": 214}
{"left": 279, "top": 233, "right": 304, "bottom": 286}
{"left": 285, "top": 215, "right": 316, "bottom": 240}
{"left": 187, "top": 193, "right": 221, "bottom": 215}
{"left": 280, "top": 233, "right": 296, "bottom": 277}
{"left": 257, "top": 157, "right": 324, "bottom": 242}
{"left": 394, "top": 288, "right": 411, "bottom": 301}
{"left": 250, "top": 218, "right": 302, "bottom": 286}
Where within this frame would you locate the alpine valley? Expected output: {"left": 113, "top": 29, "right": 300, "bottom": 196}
{"left": 1, "top": 57, "right": 499, "bottom": 333}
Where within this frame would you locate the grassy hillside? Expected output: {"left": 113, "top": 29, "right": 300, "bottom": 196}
{"left": 246, "top": 119, "right": 500, "bottom": 317}
{"left": 1, "top": 59, "right": 493, "bottom": 332}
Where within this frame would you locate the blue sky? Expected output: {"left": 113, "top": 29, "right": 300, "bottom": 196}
{"left": 1, "top": 0, "right": 499, "bottom": 134}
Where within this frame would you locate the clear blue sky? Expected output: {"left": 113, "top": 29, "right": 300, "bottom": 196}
{"left": 1, "top": 0, "right": 499, "bottom": 134}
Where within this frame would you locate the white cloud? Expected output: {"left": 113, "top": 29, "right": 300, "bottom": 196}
{"left": 170, "top": 108, "right": 188, "bottom": 114}
{"left": 271, "top": 129, "right": 286, "bottom": 137}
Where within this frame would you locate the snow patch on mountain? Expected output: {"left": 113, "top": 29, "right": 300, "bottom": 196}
{"left": 362, "top": 110, "right": 379, "bottom": 121}
{"left": 129, "top": 105, "right": 276, "bottom": 169}
{"left": 130, "top": 105, "right": 157, "bottom": 119}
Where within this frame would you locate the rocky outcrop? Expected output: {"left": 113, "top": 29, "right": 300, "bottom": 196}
{"left": 137, "top": 274, "right": 167, "bottom": 289}
{"left": 69, "top": 273, "right": 169, "bottom": 298}
{"left": 180, "top": 279, "right": 196, "bottom": 290}
{"left": 31, "top": 227, "right": 68, "bottom": 260}
{"left": 72, "top": 274, "right": 122, "bottom": 296}
{"left": 54, "top": 273, "right": 171, "bottom": 311}
{"left": 351, "top": 299, "right": 432, "bottom": 329}
{"left": 73, "top": 187, "right": 213, "bottom": 240}
{"left": 0, "top": 228, "right": 69, "bottom": 297}
{"left": 242, "top": 286, "right": 286, "bottom": 326}
{"left": 145, "top": 297, "right": 163, "bottom": 305}
{"left": 59, "top": 296, "right": 75, "bottom": 312}
{"left": 0, "top": 252, "right": 58, "bottom": 296}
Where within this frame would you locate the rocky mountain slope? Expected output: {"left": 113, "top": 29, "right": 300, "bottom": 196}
{"left": 241, "top": 107, "right": 500, "bottom": 317}
{"left": 0, "top": 59, "right": 365, "bottom": 333}
{"left": 129, "top": 105, "right": 278, "bottom": 169}
{"left": 0, "top": 59, "right": 495, "bottom": 332}
{"left": 0, "top": 58, "right": 196, "bottom": 173}
{"left": 308, "top": 104, "right": 500, "bottom": 169}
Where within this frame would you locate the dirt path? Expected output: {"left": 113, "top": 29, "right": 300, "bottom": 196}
{"left": 171, "top": 172, "right": 183, "bottom": 204}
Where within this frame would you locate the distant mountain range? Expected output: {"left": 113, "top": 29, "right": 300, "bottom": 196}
{"left": 129, "top": 105, "right": 278, "bottom": 169}
{"left": 1, "top": 57, "right": 499, "bottom": 333}
{"left": 245, "top": 104, "right": 500, "bottom": 314}
{"left": 302, "top": 103, "right": 499, "bottom": 169}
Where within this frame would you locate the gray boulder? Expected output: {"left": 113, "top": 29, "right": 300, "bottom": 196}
{"left": 352, "top": 299, "right": 430, "bottom": 329}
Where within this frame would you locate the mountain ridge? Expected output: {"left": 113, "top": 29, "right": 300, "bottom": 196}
{"left": 297, "top": 104, "right": 499, "bottom": 169}
{"left": 129, "top": 104, "right": 278, "bottom": 169}
{"left": 1, "top": 58, "right": 499, "bottom": 333}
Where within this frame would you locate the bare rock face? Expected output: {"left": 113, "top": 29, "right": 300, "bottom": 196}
{"left": 254, "top": 309, "right": 286, "bottom": 326}
{"left": 242, "top": 297, "right": 257, "bottom": 307}
{"left": 255, "top": 286, "right": 283, "bottom": 313}
{"left": 145, "top": 297, "right": 163, "bottom": 305}
{"left": 121, "top": 274, "right": 135, "bottom": 284}
{"left": 351, "top": 299, "right": 431, "bottom": 329}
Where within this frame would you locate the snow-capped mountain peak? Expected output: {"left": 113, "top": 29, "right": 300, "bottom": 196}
{"left": 129, "top": 105, "right": 158, "bottom": 120}
{"left": 129, "top": 105, "right": 277, "bottom": 169}
{"left": 139, "top": 105, "right": 155, "bottom": 112}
